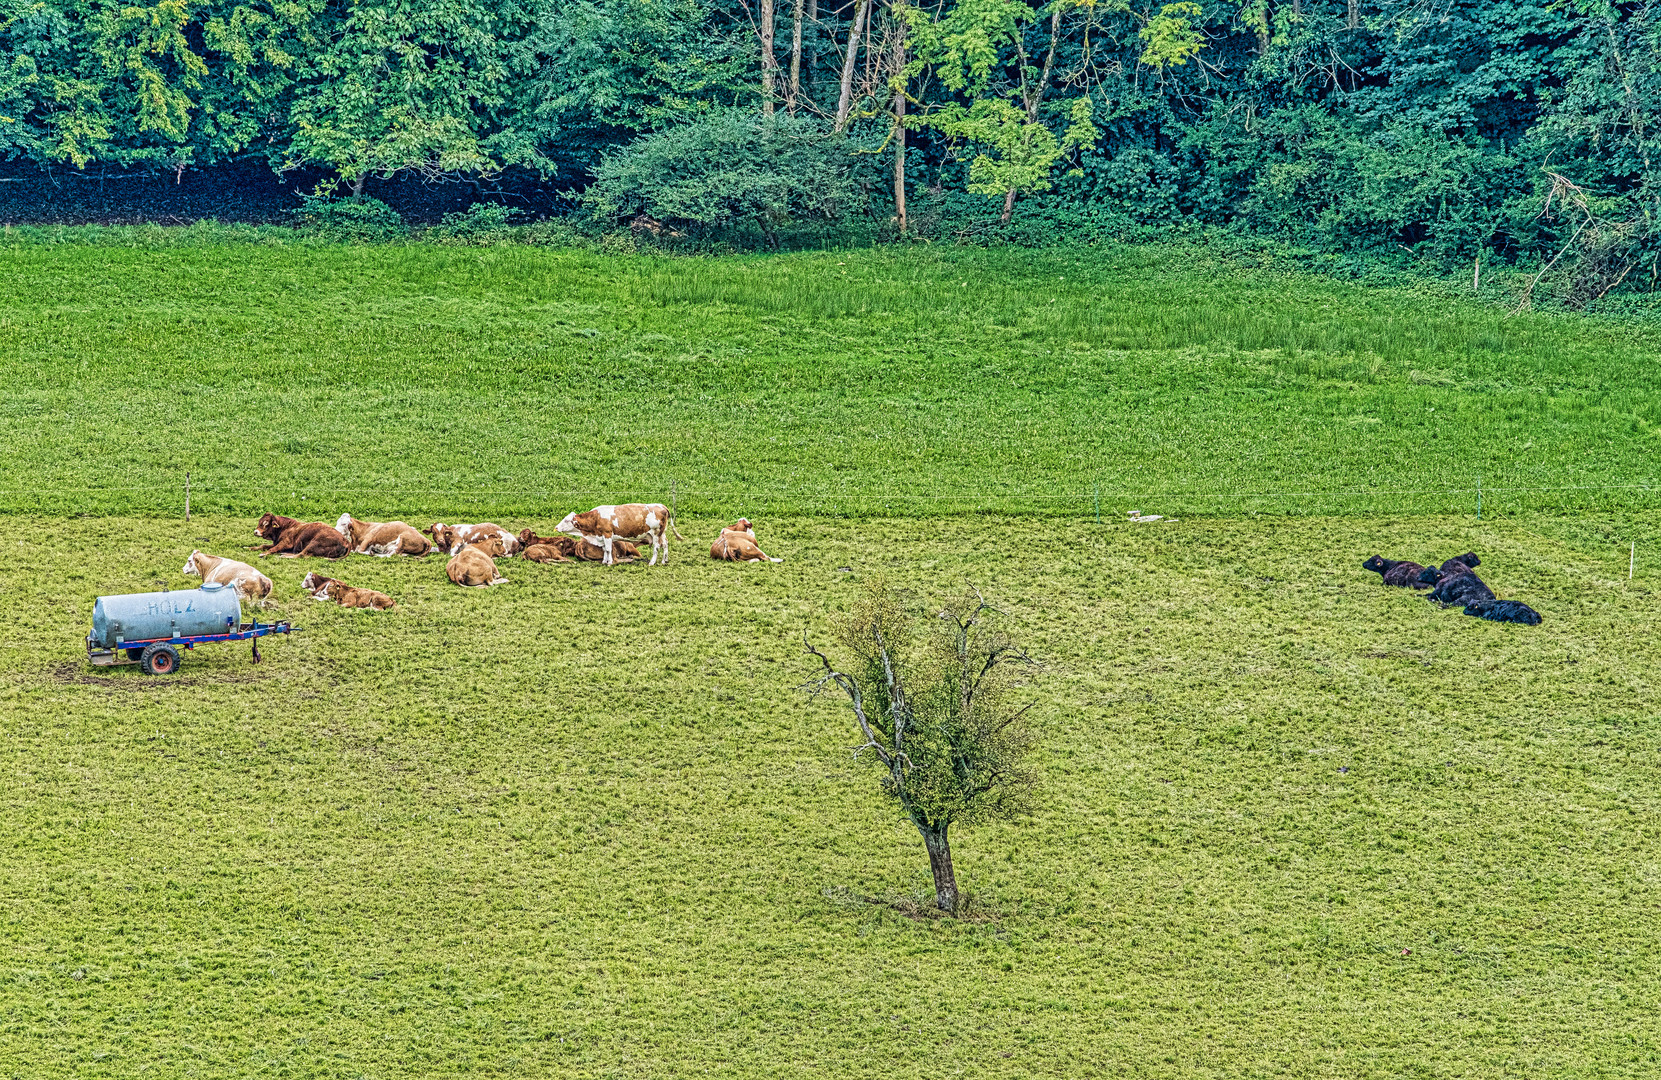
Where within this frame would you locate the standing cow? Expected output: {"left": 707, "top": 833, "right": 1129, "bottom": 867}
{"left": 555, "top": 503, "right": 684, "bottom": 566}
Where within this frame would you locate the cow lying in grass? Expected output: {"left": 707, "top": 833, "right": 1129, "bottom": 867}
{"left": 182, "top": 550, "right": 272, "bottom": 602}
{"left": 336, "top": 514, "right": 432, "bottom": 557}
{"left": 555, "top": 503, "right": 683, "bottom": 565}
{"left": 1464, "top": 599, "right": 1543, "bottom": 624}
{"left": 517, "top": 530, "right": 639, "bottom": 564}
{"left": 428, "top": 522, "right": 519, "bottom": 556}
{"left": 447, "top": 537, "right": 508, "bottom": 587}
{"left": 711, "top": 519, "right": 783, "bottom": 563}
{"left": 255, "top": 513, "right": 349, "bottom": 558}
{"left": 1361, "top": 555, "right": 1429, "bottom": 588}
{"left": 1418, "top": 556, "right": 1495, "bottom": 606}
{"left": 301, "top": 571, "right": 395, "bottom": 610}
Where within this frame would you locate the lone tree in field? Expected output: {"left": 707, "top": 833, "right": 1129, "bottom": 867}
{"left": 806, "top": 582, "right": 1039, "bottom": 913}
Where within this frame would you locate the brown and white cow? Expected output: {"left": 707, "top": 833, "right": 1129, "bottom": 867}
{"left": 554, "top": 503, "right": 683, "bottom": 565}
{"left": 335, "top": 514, "right": 433, "bottom": 557}
{"left": 428, "top": 522, "right": 519, "bottom": 556}
{"left": 710, "top": 519, "right": 783, "bottom": 563}
{"left": 182, "top": 550, "right": 274, "bottom": 601}
{"left": 255, "top": 513, "right": 350, "bottom": 559}
{"left": 300, "top": 570, "right": 396, "bottom": 610}
{"left": 446, "top": 537, "right": 508, "bottom": 587}
{"left": 517, "top": 529, "right": 639, "bottom": 564}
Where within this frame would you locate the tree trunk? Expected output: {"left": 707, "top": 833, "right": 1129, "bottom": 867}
{"left": 999, "top": 185, "right": 1015, "bottom": 224}
{"left": 760, "top": 0, "right": 778, "bottom": 115}
{"left": 834, "top": 0, "right": 870, "bottom": 132}
{"left": 348, "top": 174, "right": 366, "bottom": 199}
{"left": 1347, "top": 0, "right": 1358, "bottom": 29}
{"left": 919, "top": 823, "right": 958, "bottom": 912}
{"left": 808, "top": 0, "right": 819, "bottom": 94}
{"left": 892, "top": 33, "right": 906, "bottom": 234}
{"left": 789, "top": 0, "right": 804, "bottom": 113}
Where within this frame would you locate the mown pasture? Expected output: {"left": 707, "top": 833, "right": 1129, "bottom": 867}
{"left": 2, "top": 512, "right": 1659, "bottom": 1078}
{"left": 3, "top": 241, "right": 1661, "bottom": 1077}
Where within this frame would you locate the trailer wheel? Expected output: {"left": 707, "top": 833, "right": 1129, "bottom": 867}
{"left": 140, "top": 643, "right": 180, "bottom": 676}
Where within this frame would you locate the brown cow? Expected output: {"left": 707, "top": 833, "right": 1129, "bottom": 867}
{"left": 255, "top": 513, "right": 349, "bottom": 558}
{"left": 428, "top": 522, "right": 519, "bottom": 556}
{"left": 446, "top": 537, "right": 508, "bottom": 587}
{"left": 554, "top": 503, "right": 683, "bottom": 565}
{"left": 301, "top": 570, "right": 396, "bottom": 610}
{"left": 710, "top": 518, "right": 783, "bottom": 563}
{"left": 335, "top": 514, "right": 433, "bottom": 557}
{"left": 518, "top": 529, "right": 639, "bottom": 563}
{"left": 182, "top": 550, "right": 274, "bottom": 601}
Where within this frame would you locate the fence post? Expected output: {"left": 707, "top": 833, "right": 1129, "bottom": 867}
{"left": 1476, "top": 476, "right": 1481, "bottom": 521}
{"left": 671, "top": 478, "right": 677, "bottom": 523}
{"left": 185, "top": 471, "right": 191, "bottom": 523}
{"left": 1093, "top": 481, "right": 1100, "bottom": 525}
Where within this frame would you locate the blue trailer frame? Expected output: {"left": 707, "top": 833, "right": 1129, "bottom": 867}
{"left": 87, "top": 619, "right": 298, "bottom": 671}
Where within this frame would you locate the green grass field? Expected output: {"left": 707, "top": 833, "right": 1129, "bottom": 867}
{"left": 2, "top": 241, "right": 1660, "bottom": 517}
{"left": 5, "top": 242, "right": 1661, "bottom": 1077}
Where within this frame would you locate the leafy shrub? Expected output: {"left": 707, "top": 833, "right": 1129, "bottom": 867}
{"left": 582, "top": 112, "right": 856, "bottom": 247}
{"left": 295, "top": 196, "right": 409, "bottom": 242}
{"left": 427, "top": 202, "right": 523, "bottom": 243}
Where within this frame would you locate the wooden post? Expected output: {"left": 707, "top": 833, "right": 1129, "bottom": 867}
{"left": 1474, "top": 255, "right": 1481, "bottom": 292}
{"left": 1476, "top": 476, "right": 1481, "bottom": 520}
{"left": 185, "top": 472, "right": 191, "bottom": 522}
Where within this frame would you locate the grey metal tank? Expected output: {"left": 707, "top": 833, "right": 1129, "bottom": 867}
{"left": 86, "top": 582, "right": 242, "bottom": 649}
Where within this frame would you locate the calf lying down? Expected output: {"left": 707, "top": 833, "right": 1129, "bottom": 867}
{"left": 301, "top": 571, "right": 395, "bottom": 610}
{"left": 429, "top": 522, "right": 519, "bottom": 556}
{"left": 255, "top": 513, "right": 349, "bottom": 558}
{"left": 335, "top": 514, "right": 432, "bottom": 557}
{"left": 447, "top": 537, "right": 508, "bottom": 587}
{"left": 516, "top": 530, "right": 639, "bottom": 563}
{"left": 1362, "top": 555, "right": 1429, "bottom": 588}
{"left": 1464, "top": 599, "right": 1543, "bottom": 624}
{"left": 1418, "top": 557, "right": 1495, "bottom": 606}
{"left": 711, "top": 519, "right": 783, "bottom": 563}
{"left": 183, "top": 549, "right": 273, "bottom": 602}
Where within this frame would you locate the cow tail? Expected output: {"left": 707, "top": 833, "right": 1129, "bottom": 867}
{"left": 670, "top": 512, "right": 686, "bottom": 542}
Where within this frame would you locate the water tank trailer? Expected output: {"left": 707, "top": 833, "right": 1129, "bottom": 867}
{"left": 85, "top": 582, "right": 297, "bottom": 674}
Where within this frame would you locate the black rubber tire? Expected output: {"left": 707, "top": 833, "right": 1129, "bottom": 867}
{"left": 140, "top": 643, "right": 180, "bottom": 676}
{"left": 124, "top": 647, "right": 145, "bottom": 662}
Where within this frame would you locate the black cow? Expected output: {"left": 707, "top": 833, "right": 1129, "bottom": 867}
{"left": 1362, "top": 555, "right": 1430, "bottom": 588}
{"left": 1463, "top": 599, "right": 1543, "bottom": 625}
{"left": 1418, "top": 557, "right": 1496, "bottom": 606}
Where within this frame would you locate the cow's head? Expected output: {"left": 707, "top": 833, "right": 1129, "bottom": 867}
{"left": 1362, "top": 555, "right": 1385, "bottom": 573}
{"left": 1416, "top": 564, "right": 1442, "bottom": 586}
{"left": 732, "top": 518, "right": 753, "bottom": 533}
{"left": 181, "top": 550, "right": 205, "bottom": 577}
{"left": 255, "top": 512, "right": 282, "bottom": 538}
{"left": 334, "top": 513, "right": 359, "bottom": 541}
{"left": 517, "top": 528, "right": 539, "bottom": 548}
{"left": 1450, "top": 551, "right": 1480, "bottom": 569}
{"left": 554, "top": 511, "right": 581, "bottom": 536}
{"left": 428, "top": 524, "right": 457, "bottom": 553}
{"left": 300, "top": 570, "right": 331, "bottom": 595}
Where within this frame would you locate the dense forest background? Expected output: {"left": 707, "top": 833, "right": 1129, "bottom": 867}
{"left": 3, "top": 0, "right": 1661, "bottom": 297}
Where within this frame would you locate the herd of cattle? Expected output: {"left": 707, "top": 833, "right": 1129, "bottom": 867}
{"left": 1362, "top": 551, "right": 1543, "bottom": 624}
{"left": 178, "top": 503, "right": 783, "bottom": 611}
